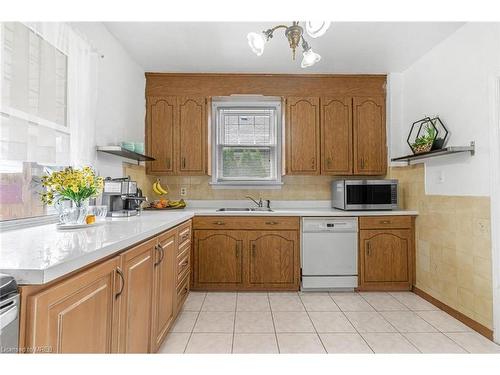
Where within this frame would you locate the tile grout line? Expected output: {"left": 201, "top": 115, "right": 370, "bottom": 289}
{"left": 268, "top": 292, "right": 281, "bottom": 354}
{"left": 356, "top": 292, "right": 422, "bottom": 353}
{"left": 297, "top": 292, "right": 327, "bottom": 353}
{"left": 183, "top": 292, "right": 207, "bottom": 353}
{"left": 329, "top": 293, "right": 375, "bottom": 353}
{"left": 231, "top": 293, "right": 238, "bottom": 353}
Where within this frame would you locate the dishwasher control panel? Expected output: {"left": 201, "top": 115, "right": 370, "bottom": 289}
{"left": 302, "top": 217, "right": 358, "bottom": 233}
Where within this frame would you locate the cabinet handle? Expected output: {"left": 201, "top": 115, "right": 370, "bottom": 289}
{"left": 154, "top": 244, "right": 165, "bottom": 266}
{"left": 327, "top": 157, "right": 332, "bottom": 168}
{"left": 213, "top": 221, "right": 225, "bottom": 225}
{"left": 115, "top": 267, "right": 125, "bottom": 298}
{"left": 181, "top": 259, "right": 189, "bottom": 267}
{"left": 235, "top": 242, "right": 241, "bottom": 258}
{"left": 182, "top": 157, "right": 186, "bottom": 169}
{"left": 360, "top": 158, "right": 365, "bottom": 169}
{"left": 166, "top": 157, "right": 171, "bottom": 169}
{"left": 380, "top": 220, "right": 391, "bottom": 224}
{"left": 265, "top": 221, "right": 279, "bottom": 225}
{"left": 311, "top": 157, "right": 315, "bottom": 169}
{"left": 180, "top": 232, "right": 190, "bottom": 242}
{"left": 251, "top": 243, "right": 256, "bottom": 257}
{"left": 366, "top": 241, "right": 371, "bottom": 256}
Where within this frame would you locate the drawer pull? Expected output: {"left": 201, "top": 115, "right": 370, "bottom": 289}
{"left": 180, "top": 259, "right": 189, "bottom": 268}
{"left": 379, "top": 220, "right": 391, "bottom": 224}
{"left": 213, "top": 221, "right": 225, "bottom": 225}
{"left": 265, "top": 221, "right": 279, "bottom": 225}
{"left": 180, "top": 233, "right": 190, "bottom": 242}
{"left": 180, "top": 287, "right": 188, "bottom": 297}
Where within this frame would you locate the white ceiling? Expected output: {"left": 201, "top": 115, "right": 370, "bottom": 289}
{"left": 104, "top": 22, "right": 464, "bottom": 74}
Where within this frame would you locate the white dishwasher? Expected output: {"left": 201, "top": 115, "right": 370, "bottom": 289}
{"left": 301, "top": 217, "right": 358, "bottom": 291}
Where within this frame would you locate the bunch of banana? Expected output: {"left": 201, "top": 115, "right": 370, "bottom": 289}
{"left": 168, "top": 199, "right": 186, "bottom": 208}
{"left": 152, "top": 179, "right": 168, "bottom": 195}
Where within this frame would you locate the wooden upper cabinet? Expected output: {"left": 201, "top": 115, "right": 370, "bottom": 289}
{"left": 353, "top": 96, "right": 387, "bottom": 175}
{"left": 248, "top": 231, "right": 298, "bottom": 286}
{"left": 194, "top": 230, "right": 244, "bottom": 287}
{"left": 146, "top": 96, "right": 176, "bottom": 174}
{"left": 321, "top": 97, "right": 353, "bottom": 174}
{"left": 286, "top": 97, "right": 320, "bottom": 175}
{"left": 117, "top": 238, "right": 155, "bottom": 353}
{"left": 178, "top": 96, "right": 207, "bottom": 174}
{"left": 24, "top": 257, "right": 120, "bottom": 353}
{"left": 150, "top": 229, "right": 176, "bottom": 353}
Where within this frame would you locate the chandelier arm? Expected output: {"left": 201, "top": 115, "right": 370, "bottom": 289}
{"left": 264, "top": 24, "right": 290, "bottom": 39}
{"left": 300, "top": 35, "right": 311, "bottom": 51}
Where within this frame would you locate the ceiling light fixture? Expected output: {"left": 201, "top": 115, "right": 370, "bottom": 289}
{"left": 247, "top": 21, "right": 330, "bottom": 68}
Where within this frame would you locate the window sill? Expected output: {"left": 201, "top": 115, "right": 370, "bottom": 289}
{"left": 209, "top": 182, "right": 283, "bottom": 190}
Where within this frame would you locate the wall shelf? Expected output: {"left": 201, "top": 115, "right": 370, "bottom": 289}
{"left": 391, "top": 141, "right": 475, "bottom": 165}
{"left": 96, "top": 146, "right": 155, "bottom": 165}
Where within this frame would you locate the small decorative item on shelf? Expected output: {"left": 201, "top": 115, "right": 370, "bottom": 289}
{"left": 41, "top": 166, "right": 104, "bottom": 225}
{"left": 407, "top": 117, "right": 438, "bottom": 154}
{"left": 428, "top": 116, "right": 449, "bottom": 150}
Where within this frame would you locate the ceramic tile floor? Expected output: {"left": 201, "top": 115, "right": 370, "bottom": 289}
{"left": 158, "top": 291, "right": 500, "bottom": 354}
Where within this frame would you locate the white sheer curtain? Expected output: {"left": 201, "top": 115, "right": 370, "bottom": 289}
{"left": 22, "top": 22, "right": 99, "bottom": 167}
{"left": 0, "top": 22, "right": 99, "bottom": 220}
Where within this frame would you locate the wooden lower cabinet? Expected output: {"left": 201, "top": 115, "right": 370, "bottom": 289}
{"left": 192, "top": 217, "right": 300, "bottom": 291}
{"left": 19, "top": 220, "right": 192, "bottom": 354}
{"left": 358, "top": 216, "right": 415, "bottom": 291}
{"left": 22, "top": 257, "right": 120, "bottom": 353}
{"left": 248, "top": 231, "right": 299, "bottom": 286}
{"left": 118, "top": 238, "right": 155, "bottom": 353}
{"left": 194, "top": 230, "right": 244, "bottom": 288}
{"left": 150, "top": 229, "right": 176, "bottom": 352}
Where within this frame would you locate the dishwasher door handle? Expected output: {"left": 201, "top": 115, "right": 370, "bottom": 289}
{"left": 0, "top": 304, "right": 18, "bottom": 332}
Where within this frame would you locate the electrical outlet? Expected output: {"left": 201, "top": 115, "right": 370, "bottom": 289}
{"left": 180, "top": 187, "right": 187, "bottom": 196}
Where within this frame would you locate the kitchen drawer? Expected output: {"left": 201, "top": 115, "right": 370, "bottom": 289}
{"left": 177, "top": 221, "right": 192, "bottom": 248}
{"left": 177, "top": 248, "right": 190, "bottom": 284}
{"left": 193, "top": 216, "right": 300, "bottom": 230}
{"left": 177, "top": 236, "right": 191, "bottom": 257}
{"left": 176, "top": 273, "right": 190, "bottom": 308}
{"left": 359, "top": 216, "right": 413, "bottom": 230}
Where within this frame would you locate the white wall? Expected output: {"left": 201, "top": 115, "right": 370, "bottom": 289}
{"left": 71, "top": 22, "right": 146, "bottom": 178}
{"left": 390, "top": 22, "right": 500, "bottom": 196}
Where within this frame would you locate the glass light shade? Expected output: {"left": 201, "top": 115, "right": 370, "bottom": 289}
{"left": 247, "top": 32, "right": 266, "bottom": 56}
{"left": 305, "top": 21, "right": 331, "bottom": 38}
{"left": 301, "top": 49, "right": 321, "bottom": 68}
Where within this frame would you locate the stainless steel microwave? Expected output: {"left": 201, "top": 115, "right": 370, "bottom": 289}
{"left": 332, "top": 179, "right": 399, "bottom": 211}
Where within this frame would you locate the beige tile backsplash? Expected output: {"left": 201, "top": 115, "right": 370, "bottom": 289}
{"left": 124, "top": 162, "right": 493, "bottom": 329}
{"left": 389, "top": 164, "right": 493, "bottom": 329}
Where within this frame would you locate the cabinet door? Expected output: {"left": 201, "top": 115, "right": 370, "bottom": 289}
{"left": 286, "top": 97, "right": 320, "bottom": 175}
{"left": 25, "top": 257, "right": 120, "bottom": 353}
{"left": 178, "top": 96, "right": 207, "bottom": 174}
{"left": 146, "top": 96, "right": 176, "bottom": 174}
{"left": 151, "top": 229, "right": 176, "bottom": 352}
{"left": 321, "top": 97, "right": 353, "bottom": 174}
{"left": 248, "top": 231, "right": 298, "bottom": 287}
{"left": 359, "top": 229, "right": 410, "bottom": 289}
{"left": 118, "top": 238, "right": 155, "bottom": 353}
{"left": 353, "top": 96, "right": 386, "bottom": 175}
{"left": 193, "top": 230, "right": 244, "bottom": 287}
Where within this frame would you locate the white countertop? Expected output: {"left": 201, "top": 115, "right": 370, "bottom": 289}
{"left": 0, "top": 202, "right": 417, "bottom": 285}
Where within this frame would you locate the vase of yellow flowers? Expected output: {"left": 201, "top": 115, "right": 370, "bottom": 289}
{"left": 41, "top": 166, "right": 104, "bottom": 224}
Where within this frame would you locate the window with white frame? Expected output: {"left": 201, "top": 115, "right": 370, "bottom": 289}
{"left": 211, "top": 97, "right": 282, "bottom": 187}
{"left": 0, "top": 22, "right": 71, "bottom": 221}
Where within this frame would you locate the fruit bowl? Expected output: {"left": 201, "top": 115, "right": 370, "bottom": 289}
{"left": 145, "top": 199, "right": 186, "bottom": 210}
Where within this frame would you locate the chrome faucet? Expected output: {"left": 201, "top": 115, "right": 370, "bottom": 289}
{"left": 245, "top": 195, "right": 263, "bottom": 208}
{"left": 245, "top": 196, "right": 271, "bottom": 209}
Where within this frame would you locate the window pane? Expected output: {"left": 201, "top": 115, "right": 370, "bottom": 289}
{"left": 221, "top": 147, "right": 272, "bottom": 179}
{"left": 219, "top": 108, "right": 274, "bottom": 145}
